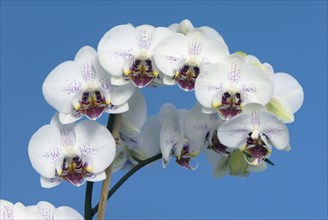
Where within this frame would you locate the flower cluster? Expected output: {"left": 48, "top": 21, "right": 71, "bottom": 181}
{"left": 28, "top": 18, "right": 304, "bottom": 191}
{"left": 0, "top": 200, "right": 83, "bottom": 219}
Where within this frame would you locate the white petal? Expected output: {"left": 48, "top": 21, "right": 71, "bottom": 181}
{"left": 239, "top": 57, "right": 273, "bottom": 105}
{"left": 42, "top": 61, "right": 84, "bottom": 114}
{"left": 108, "top": 83, "right": 135, "bottom": 106}
{"left": 50, "top": 113, "right": 76, "bottom": 146}
{"left": 185, "top": 30, "right": 207, "bottom": 56}
{"left": 98, "top": 24, "right": 138, "bottom": 77}
{"left": 199, "top": 26, "right": 226, "bottom": 44}
{"left": 247, "top": 162, "right": 267, "bottom": 172}
{"left": 106, "top": 102, "right": 129, "bottom": 114}
{"left": 54, "top": 207, "right": 84, "bottom": 220}
{"left": 40, "top": 176, "right": 61, "bottom": 188}
{"left": 265, "top": 97, "right": 295, "bottom": 123}
{"left": 74, "top": 120, "right": 116, "bottom": 173}
{"left": 242, "top": 103, "right": 266, "bottom": 114}
{"left": 85, "top": 171, "right": 106, "bottom": 182}
{"left": 162, "top": 75, "right": 176, "bottom": 85}
{"left": 58, "top": 111, "right": 83, "bottom": 124}
{"left": 74, "top": 46, "right": 97, "bottom": 66}
{"left": 195, "top": 62, "right": 225, "bottom": 109}
{"left": 177, "top": 19, "right": 194, "bottom": 35}
{"left": 110, "top": 76, "right": 130, "bottom": 85}
{"left": 184, "top": 104, "right": 218, "bottom": 151}
{"left": 205, "top": 150, "right": 229, "bottom": 178}
{"left": 199, "top": 38, "right": 229, "bottom": 66}
{"left": 154, "top": 33, "right": 187, "bottom": 77}
{"left": 258, "top": 111, "right": 289, "bottom": 150}
{"left": 0, "top": 200, "right": 14, "bottom": 220}
{"left": 137, "top": 116, "right": 161, "bottom": 158}
{"left": 16, "top": 203, "right": 41, "bottom": 219}
{"left": 28, "top": 125, "right": 63, "bottom": 178}
{"left": 168, "top": 23, "right": 178, "bottom": 32}
{"left": 217, "top": 114, "right": 252, "bottom": 148}
{"left": 121, "top": 90, "right": 147, "bottom": 136}
{"left": 160, "top": 120, "right": 181, "bottom": 166}
{"left": 111, "top": 146, "right": 128, "bottom": 173}
{"left": 158, "top": 103, "right": 179, "bottom": 124}
{"left": 135, "top": 24, "right": 155, "bottom": 50}
{"left": 36, "top": 201, "right": 55, "bottom": 219}
{"left": 273, "top": 73, "right": 304, "bottom": 113}
{"left": 149, "top": 27, "right": 174, "bottom": 52}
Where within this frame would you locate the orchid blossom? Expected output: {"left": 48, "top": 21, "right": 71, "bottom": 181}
{"left": 195, "top": 54, "right": 273, "bottom": 120}
{"left": 98, "top": 24, "right": 173, "bottom": 88}
{"left": 0, "top": 200, "right": 83, "bottom": 220}
{"left": 154, "top": 28, "right": 229, "bottom": 91}
{"left": 217, "top": 103, "right": 289, "bottom": 165}
{"left": 43, "top": 46, "right": 135, "bottom": 124}
{"left": 28, "top": 114, "right": 116, "bottom": 187}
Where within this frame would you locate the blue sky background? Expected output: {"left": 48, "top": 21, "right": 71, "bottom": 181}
{"left": 1, "top": 1, "right": 327, "bottom": 219}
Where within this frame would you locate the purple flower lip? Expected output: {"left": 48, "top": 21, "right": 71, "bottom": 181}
{"left": 58, "top": 156, "right": 92, "bottom": 187}
{"left": 243, "top": 134, "right": 271, "bottom": 165}
{"left": 174, "top": 64, "right": 200, "bottom": 91}
{"left": 208, "top": 130, "right": 229, "bottom": 156}
{"left": 217, "top": 92, "right": 242, "bottom": 120}
{"left": 124, "top": 59, "right": 158, "bottom": 88}
{"left": 78, "top": 90, "right": 108, "bottom": 120}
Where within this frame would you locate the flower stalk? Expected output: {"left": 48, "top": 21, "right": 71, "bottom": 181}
{"left": 97, "top": 114, "right": 123, "bottom": 220}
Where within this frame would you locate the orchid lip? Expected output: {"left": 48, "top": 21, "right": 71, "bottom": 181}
{"left": 123, "top": 58, "right": 158, "bottom": 88}
{"left": 243, "top": 134, "right": 270, "bottom": 165}
{"left": 57, "top": 156, "right": 92, "bottom": 187}
{"left": 217, "top": 91, "right": 242, "bottom": 120}
{"left": 174, "top": 64, "right": 200, "bottom": 91}
{"left": 208, "top": 129, "right": 229, "bottom": 156}
{"left": 175, "top": 145, "right": 198, "bottom": 170}
{"left": 77, "top": 90, "right": 108, "bottom": 120}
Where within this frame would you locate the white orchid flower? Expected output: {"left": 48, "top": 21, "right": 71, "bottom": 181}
{"left": 98, "top": 24, "right": 173, "bottom": 88}
{"left": 43, "top": 46, "right": 135, "bottom": 124}
{"left": 195, "top": 54, "right": 273, "bottom": 120}
{"left": 0, "top": 200, "right": 83, "bottom": 219}
{"left": 28, "top": 114, "right": 116, "bottom": 187}
{"left": 159, "top": 103, "right": 207, "bottom": 170}
{"left": 266, "top": 72, "right": 304, "bottom": 123}
{"left": 154, "top": 28, "right": 229, "bottom": 91}
{"left": 206, "top": 149, "right": 267, "bottom": 178}
{"left": 217, "top": 103, "right": 289, "bottom": 165}
{"left": 168, "top": 19, "right": 227, "bottom": 44}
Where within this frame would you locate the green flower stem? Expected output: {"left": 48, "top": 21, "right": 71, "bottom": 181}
{"left": 91, "top": 153, "right": 163, "bottom": 218}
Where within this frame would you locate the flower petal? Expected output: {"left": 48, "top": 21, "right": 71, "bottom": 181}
{"left": 121, "top": 90, "right": 147, "bottom": 137}
{"left": 59, "top": 111, "right": 84, "bottom": 124}
{"left": 217, "top": 114, "right": 252, "bottom": 148}
{"left": 273, "top": 73, "right": 304, "bottom": 113}
{"left": 40, "top": 176, "right": 61, "bottom": 188}
{"left": 136, "top": 116, "right": 161, "bottom": 158}
{"left": 85, "top": 171, "right": 106, "bottom": 182}
{"left": 28, "top": 125, "right": 63, "bottom": 178}
{"left": 74, "top": 120, "right": 116, "bottom": 173}
{"left": 199, "top": 38, "right": 229, "bottom": 66}
{"left": 154, "top": 33, "right": 187, "bottom": 77}
{"left": 1, "top": 200, "right": 14, "bottom": 220}
{"left": 42, "top": 61, "right": 84, "bottom": 114}
{"left": 265, "top": 97, "right": 295, "bottom": 123}
{"left": 51, "top": 113, "right": 76, "bottom": 146}
{"left": 160, "top": 120, "right": 181, "bottom": 167}
{"left": 176, "top": 19, "right": 194, "bottom": 35}
{"left": 98, "top": 24, "right": 137, "bottom": 77}
{"left": 149, "top": 27, "right": 173, "bottom": 52}
{"left": 54, "top": 207, "right": 84, "bottom": 220}
{"left": 36, "top": 201, "right": 55, "bottom": 219}
{"left": 135, "top": 24, "right": 155, "bottom": 50}
{"left": 199, "top": 26, "right": 226, "bottom": 44}
{"left": 258, "top": 111, "right": 289, "bottom": 150}
{"left": 205, "top": 149, "right": 229, "bottom": 178}
{"left": 106, "top": 102, "right": 129, "bottom": 114}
